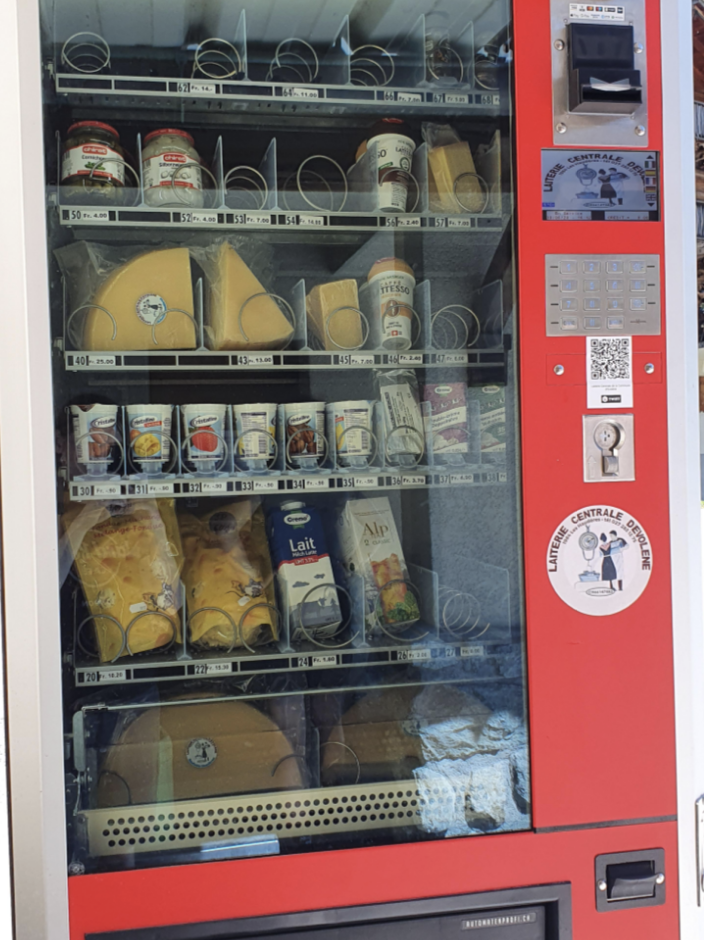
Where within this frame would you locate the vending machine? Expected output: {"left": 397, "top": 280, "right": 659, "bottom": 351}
{"left": 0, "top": 0, "right": 701, "bottom": 937}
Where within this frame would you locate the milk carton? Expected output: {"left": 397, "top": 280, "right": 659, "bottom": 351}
{"left": 268, "top": 501, "right": 342, "bottom": 641}
{"left": 337, "top": 497, "right": 420, "bottom": 634}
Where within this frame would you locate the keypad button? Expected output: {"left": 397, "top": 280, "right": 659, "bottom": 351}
{"left": 630, "top": 298, "right": 646, "bottom": 311}
{"left": 607, "top": 261, "right": 624, "bottom": 274}
{"left": 607, "top": 298, "right": 625, "bottom": 311}
{"left": 628, "top": 260, "right": 646, "bottom": 273}
{"left": 584, "top": 279, "right": 601, "bottom": 292}
{"left": 630, "top": 279, "right": 646, "bottom": 292}
{"left": 583, "top": 298, "right": 601, "bottom": 311}
{"left": 607, "top": 316, "right": 625, "bottom": 330}
{"left": 606, "top": 279, "right": 624, "bottom": 292}
{"left": 560, "top": 316, "right": 578, "bottom": 331}
{"left": 584, "top": 317, "right": 602, "bottom": 330}
{"left": 560, "top": 260, "right": 579, "bottom": 274}
{"left": 561, "top": 279, "right": 578, "bottom": 292}
{"left": 561, "top": 298, "right": 578, "bottom": 311}
{"left": 583, "top": 260, "right": 601, "bottom": 273}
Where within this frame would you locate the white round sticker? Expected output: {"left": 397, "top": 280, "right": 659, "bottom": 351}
{"left": 135, "top": 293, "right": 167, "bottom": 325}
{"left": 547, "top": 505, "right": 652, "bottom": 616}
{"left": 186, "top": 737, "right": 217, "bottom": 768}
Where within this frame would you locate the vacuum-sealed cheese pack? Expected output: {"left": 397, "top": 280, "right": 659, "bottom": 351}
{"left": 55, "top": 241, "right": 197, "bottom": 351}
{"left": 97, "top": 699, "right": 304, "bottom": 806}
{"left": 179, "top": 499, "right": 277, "bottom": 649}
{"left": 63, "top": 499, "right": 183, "bottom": 662}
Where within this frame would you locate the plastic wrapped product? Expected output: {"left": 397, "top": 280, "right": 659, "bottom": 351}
{"left": 63, "top": 499, "right": 183, "bottom": 662}
{"left": 377, "top": 369, "right": 425, "bottom": 464}
{"left": 422, "top": 123, "right": 485, "bottom": 214}
{"left": 179, "top": 499, "right": 277, "bottom": 650}
{"left": 336, "top": 496, "right": 420, "bottom": 632}
{"left": 96, "top": 699, "right": 304, "bottom": 807}
{"left": 55, "top": 242, "right": 197, "bottom": 351}
{"left": 202, "top": 242, "right": 294, "bottom": 350}
{"left": 305, "top": 279, "right": 364, "bottom": 351}
{"left": 422, "top": 382, "right": 469, "bottom": 463}
{"left": 467, "top": 385, "right": 506, "bottom": 463}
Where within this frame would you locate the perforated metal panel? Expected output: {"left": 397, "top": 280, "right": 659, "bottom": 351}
{"left": 81, "top": 780, "right": 452, "bottom": 857}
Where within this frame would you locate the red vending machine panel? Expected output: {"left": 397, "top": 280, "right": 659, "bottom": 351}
{"left": 26, "top": 0, "right": 678, "bottom": 937}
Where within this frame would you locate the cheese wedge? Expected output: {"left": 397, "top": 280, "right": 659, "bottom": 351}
{"left": 207, "top": 242, "right": 294, "bottom": 350}
{"left": 306, "top": 279, "right": 364, "bottom": 351}
{"left": 428, "top": 140, "right": 484, "bottom": 214}
{"left": 83, "top": 248, "right": 196, "bottom": 351}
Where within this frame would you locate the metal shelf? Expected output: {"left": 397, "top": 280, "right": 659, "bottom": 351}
{"left": 58, "top": 205, "right": 505, "bottom": 233}
{"left": 68, "top": 467, "right": 507, "bottom": 502}
{"left": 63, "top": 348, "right": 505, "bottom": 372}
{"left": 74, "top": 638, "right": 507, "bottom": 687}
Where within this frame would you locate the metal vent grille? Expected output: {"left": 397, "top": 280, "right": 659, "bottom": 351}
{"left": 81, "top": 780, "right": 452, "bottom": 857}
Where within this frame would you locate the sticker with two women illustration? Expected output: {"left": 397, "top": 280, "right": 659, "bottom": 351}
{"left": 547, "top": 505, "right": 652, "bottom": 616}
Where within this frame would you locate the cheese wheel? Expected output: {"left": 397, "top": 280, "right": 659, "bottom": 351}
{"left": 306, "top": 280, "right": 364, "bottom": 351}
{"left": 97, "top": 700, "right": 304, "bottom": 806}
{"left": 207, "top": 243, "right": 294, "bottom": 350}
{"left": 83, "top": 248, "right": 197, "bottom": 351}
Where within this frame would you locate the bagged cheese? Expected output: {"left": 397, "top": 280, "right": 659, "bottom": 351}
{"left": 306, "top": 279, "right": 364, "bottom": 351}
{"left": 55, "top": 242, "right": 197, "bottom": 351}
{"left": 422, "top": 123, "right": 485, "bottom": 214}
{"left": 63, "top": 499, "right": 184, "bottom": 662}
{"left": 198, "top": 241, "right": 294, "bottom": 350}
{"left": 179, "top": 499, "right": 278, "bottom": 650}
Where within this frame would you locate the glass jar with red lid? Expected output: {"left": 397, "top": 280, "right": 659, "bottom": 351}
{"left": 61, "top": 121, "right": 126, "bottom": 204}
{"left": 141, "top": 128, "right": 205, "bottom": 208}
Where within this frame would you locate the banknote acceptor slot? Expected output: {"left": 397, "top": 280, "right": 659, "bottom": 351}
{"left": 568, "top": 23, "right": 642, "bottom": 113}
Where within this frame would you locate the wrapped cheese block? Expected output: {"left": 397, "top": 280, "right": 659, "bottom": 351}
{"left": 428, "top": 140, "right": 484, "bottom": 214}
{"left": 97, "top": 700, "right": 304, "bottom": 806}
{"left": 63, "top": 499, "right": 183, "bottom": 662}
{"left": 206, "top": 242, "right": 294, "bottom": 350}
{"left": 179, "top": 499, "right": 277, "bottom": 649}
{"left": 320, "top": 686, "right": 491, "bottom": 786}
{"left": 82, "top": 248, "right": 197, "bottom": 350}
{"left": 306, "top": 279, "right": 364, "bottom": 351}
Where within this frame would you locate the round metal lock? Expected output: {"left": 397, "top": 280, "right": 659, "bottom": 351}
{"left": 644, "top": 362, "right": 655, "bottom": 374}
{"left": 556, "top": 123, "right": 568, "bottom": 135}
{"left": 635, "top": 125, "right": 646, "bottom": 137}
{"left": 554, "top": 363, "right": 565, "bottom": 376}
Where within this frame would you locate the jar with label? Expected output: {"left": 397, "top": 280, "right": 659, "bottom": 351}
{"left": 364, "top": 118, "right": 416, "bottom": 213}
{"left": 61, "top": 121, "right": 126, "bottom": 204}
{"left": 362, "top": 257, "right": 416, "bottom": 350}
{"left": 142, "top": 128, "right": 205, "bottom": 208}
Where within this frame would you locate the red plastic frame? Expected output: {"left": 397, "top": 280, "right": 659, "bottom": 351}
{"left": 68, "top": 1, "right": 678, "bottom": 936}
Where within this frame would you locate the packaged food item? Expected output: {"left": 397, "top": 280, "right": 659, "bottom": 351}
{"left": 97, "top": 700, "right": 304, "bottom": 807}
{"left": 205, "top": 243, "right": 294, "bottom": 351}
{"left": 179, "top": 499, "right": 277, "bottom": 650}
{"left": 181, "top": 404, "right": 227, "bottom": 472}
{"left": 63, "top": 499, "right": 183, "bottom": 663}
{"left": 362, "top": 258, "right": 416, "bottom": 350}
{"left": 467, "top": 385, "right": 506, "bottom": 463}
{"left": 422, "top": 123, "right": 485, "bottom": 214}
{"left": 61, "top": 121, "right": 125, "bottom": 203}
{"left": 337, "top": 496, "right": 420, "bottom": 632}
{"left": 320, "top": 685, "right": 491, "bottom": 786}
{"left": 70, "top": 403, "right": 119, "bottom": 474}
{"left": 377, "top": 370, "right": 425, "bottom": 465}
{"left": 268, "top": 501, "right": 342, "bottom": 641}
{"left": 233, "top": 403, "right": 277, "bottom": 472}
{"left": 326, "top": 400, "right": 375, "bottom": 469}
{"left": 305, "top": 279, "right": 364, "bottom": 351}
{"left": 142, "top": 128, "right": 204, "bottom": 208}
{"left": 363, "top": 118, "right": 416, "bottom": 212}
{"left": 126, "top": 404, "right": 173, "bottom": 473}
{"left": 284, "top": 402, "right": 326, "bottom": 469}
{"left": 77, "top": 247, "right": 197, "bottom": 351}
{"left": 422, "top": 382, "right": 469, "bottom": 464}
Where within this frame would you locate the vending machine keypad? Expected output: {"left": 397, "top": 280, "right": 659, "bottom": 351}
{"left": 545, "top": 254, "right": 661, "bottom": 335}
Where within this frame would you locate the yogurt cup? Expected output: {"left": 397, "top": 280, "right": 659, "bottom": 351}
{"left": 126, "top": 404, "right": 173, "bottom": 475}
{"left": 366, "top": 119, "right": 416, "bottom": 213}
{"left": 363, "top": 257, "right": 416, "bottom": 351}
{"left": 284, "top": 402, "right": 326, "bottom": 471}
{"left": 70, "top": 403, "right": 120, "bottom": 477}
{"left": 181, "top": 404, "right": 227, "bottom": 474}
{"left": 233, "top": 403, "right": 277, "bottom": 472}
{"left": 327, "top": 400, "right": 375, "bottom": 469}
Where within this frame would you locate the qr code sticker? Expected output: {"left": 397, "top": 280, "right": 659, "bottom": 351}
{"left": 589, "top": 337, "right": 631, "bottom": 381}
